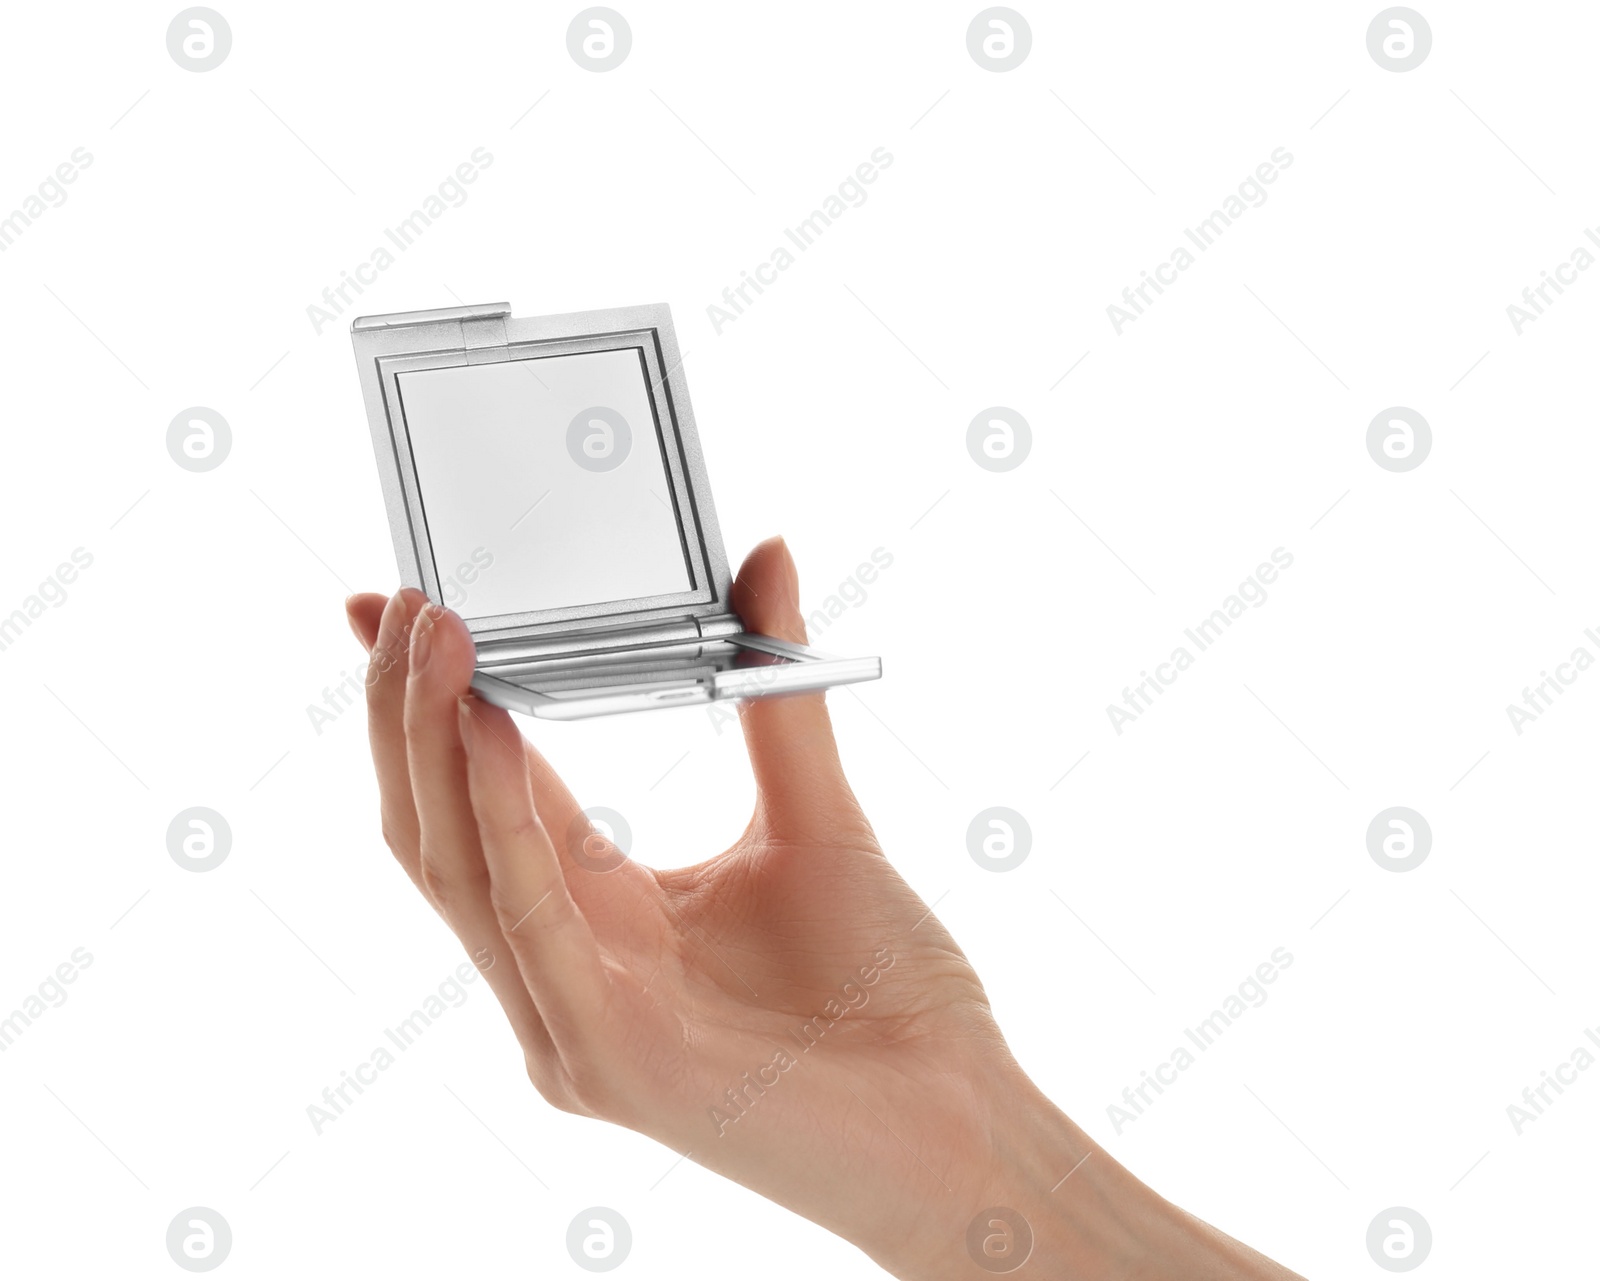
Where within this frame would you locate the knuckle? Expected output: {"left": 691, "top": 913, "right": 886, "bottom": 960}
{"left": 487, "top": 885, "right": 525, "bottom": 934}
{"left": 378, "top": 812, "right": 415, "bottom": 862}
{"left": 417, "top": 853, "right": 455, "bottom": 909}
{"left": 527, "top": 1060, "right": 584, "bottom": 1115}
{"left": 483, "top": 814, "right": 548, "bottom": 851}
{"left": 488, "top": 880, "right": 550, "bottom": 936}
{"left": 562, "top": 1063, "right": 619, "bottom": 1119}
{"left": 521, "top": 1048, "right": 593, "bottom": 1116}
{"left": 420, "top": 848, "right": 491, "bottom": 915}
{"left": 489, "top": 878, "right": 579, "bottom": 939}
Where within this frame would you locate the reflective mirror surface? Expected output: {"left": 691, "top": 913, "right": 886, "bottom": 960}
{"left": 397, "top": 347, "right": 693, "bottom": 620}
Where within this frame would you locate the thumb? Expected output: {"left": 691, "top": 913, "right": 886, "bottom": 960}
{"left": 730, "top": 537, "right": 860, "bottom": 837}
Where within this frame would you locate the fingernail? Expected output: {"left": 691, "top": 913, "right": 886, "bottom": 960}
{"left": 344, "top": 596, "right": 367, "bottom": 650}
{"left": 377, "top": 588, "right": 407, "bottom": 645}
{"left": 411, "top": 605, "right": 435, "bottom": 671}
{"left": 775, "top": 535, "right": 800, "bottom": 610}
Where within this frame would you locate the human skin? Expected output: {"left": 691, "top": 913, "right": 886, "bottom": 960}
{"left": 344, "top": 536, "right": 1304, "bottom": 1280}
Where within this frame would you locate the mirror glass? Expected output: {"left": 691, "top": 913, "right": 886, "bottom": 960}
{"left": 397, "top": 348, "right": 694, "bottom": 619}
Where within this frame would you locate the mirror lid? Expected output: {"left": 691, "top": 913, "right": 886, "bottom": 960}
{"left": 350, "top": 301, "right": 735, "bottom": 643}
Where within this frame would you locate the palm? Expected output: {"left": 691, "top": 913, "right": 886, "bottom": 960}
{"left": 568, "top": 789, "right": 1002, "bottom": 1227}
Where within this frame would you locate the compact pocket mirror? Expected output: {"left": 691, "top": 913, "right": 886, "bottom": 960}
{"left": 350, "top": 301, "right": 882, "bottom": 720}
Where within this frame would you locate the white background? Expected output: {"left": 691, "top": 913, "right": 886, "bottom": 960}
{"left": 2, "top": 1, "right": 1596, "bottom": 1276}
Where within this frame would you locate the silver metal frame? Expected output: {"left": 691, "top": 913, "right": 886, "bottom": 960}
{"left": 352, "top": 302, "right": 732, "bottom": 641}
{"left": 350, "top": 300, "right": 882, "bottom": 720}
{"left": 471, "top": 634, "right": 884, "bottom": 720}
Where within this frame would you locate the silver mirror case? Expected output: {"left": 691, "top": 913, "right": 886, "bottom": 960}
{"left": 350, "top": 300, "right": 882, "bottom": 719}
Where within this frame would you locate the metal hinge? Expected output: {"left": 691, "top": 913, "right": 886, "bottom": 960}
{"left": 475, "top": 611, "right": 743, "bottom": 665}
{"left": 352, "top": 302, "right": 511, "bottom": 363}
{"left": 460, "top": 312, "right": 510, "bottom": 364}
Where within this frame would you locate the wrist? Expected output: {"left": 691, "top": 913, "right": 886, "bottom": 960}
{"left": 863, "top": 1067, "right": 1298, "bottom": 1280}
{"left": 861, "top": 1068, "right": 1140, "bottom": 1279}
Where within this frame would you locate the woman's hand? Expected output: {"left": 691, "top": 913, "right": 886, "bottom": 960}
{"left": 345, "top": 537, "right": 1301, "bottom": 1280}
